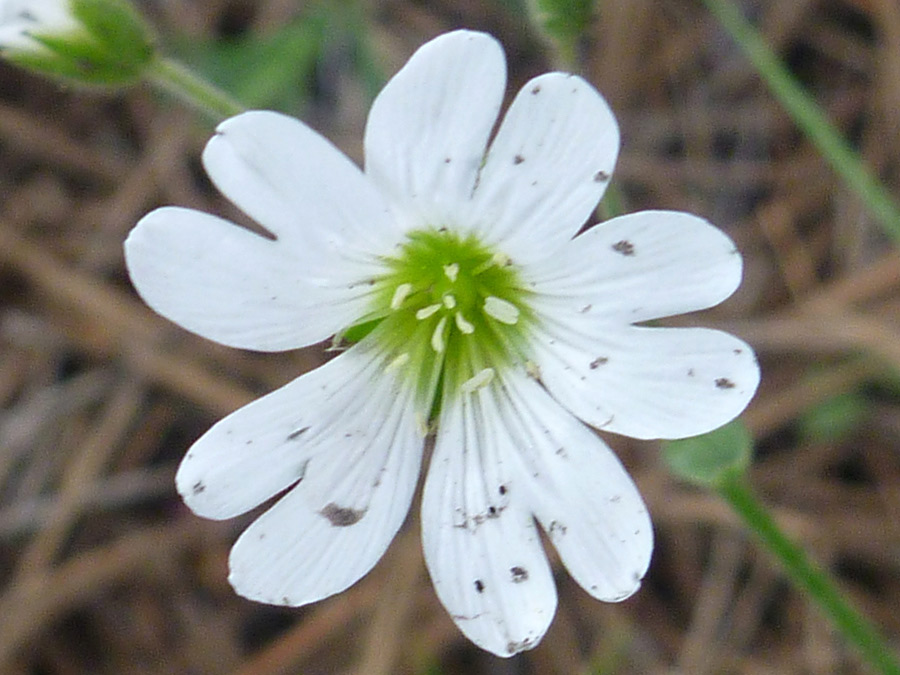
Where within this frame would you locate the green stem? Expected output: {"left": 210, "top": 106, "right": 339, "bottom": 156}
{"left": 702, "top": 0, "right": 900, "bottom": 246}
{"left": 144, "top": 56, "right": 246, "bottom": 124}
{"left": 718, "top": 474, "right": 900, "bottom": 675}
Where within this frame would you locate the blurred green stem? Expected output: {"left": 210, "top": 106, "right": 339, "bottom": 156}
{"left": 719, "top": 474, "right": 900, "bottom": 675}
{"left": 144, "top": 56, "right": 246, "bottom": 123}
{"left": 702, "top": 0, "right": 900, "bottom": 245}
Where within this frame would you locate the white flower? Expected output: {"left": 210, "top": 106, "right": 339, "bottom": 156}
{"left": 125, "top": 30, "right": 759, "bottom": 657}
{"left": 0, "top": 0, "right": 79, "bottom": 53}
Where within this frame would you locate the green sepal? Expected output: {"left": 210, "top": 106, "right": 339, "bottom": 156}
{"left": 22, "top": 32, "right": 141, "bottom": 85}
{"left": 339, "top": 318, "right": 383, "bottom": 345}
{"left": 4, "top": 0, "right": 153, "bottom": 87}
{"left": 662, "top": 419, "right": 753, "bottom": 488}
{"left": 71, "top": 0, "right": 154, "bottom": 70}
{"left": 528, "top": 0, "right": 596, "bottom": 55}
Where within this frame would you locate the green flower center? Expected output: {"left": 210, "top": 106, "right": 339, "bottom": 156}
{"left": 352, "top": 228, "right": 534, "bottom": 417}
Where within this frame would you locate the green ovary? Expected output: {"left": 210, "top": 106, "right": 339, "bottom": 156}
{"left": 360, "top": 228, "right": 534, "bottom": 415}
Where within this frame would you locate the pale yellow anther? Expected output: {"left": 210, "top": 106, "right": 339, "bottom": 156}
{"left": 386, "top": 352, "right": 410, "bottom": 372}
{"left": 391, "top": 283, "right": 413, "bottom": 310}
{"left": 416, "top": 413, "right": 430, "bottom": 437}
{"left": 431, "top": 316, "right": 448, "bottom": 353}
{"left": 443, "top": 294, "right": 457, "bottom": 309}
{"left": 484, "top": 296, "right": 520, "bottom": 325}
{"left": 461, "top": 367, "right": 495, "bottom": 394}
{"left": 443, "top": 263, "right": 460, "bottom": 282}
{"left": 415, "top": 303, "right": 442, "bottom": 320}
{"left": 492, "top": 251, "right": 511, "bottom": 267}
{"left": 327, "top": 334, "right": 345, "bottom": 352}
{"left": 472, "top": 252, "right": 512, "bottom": 276}
{"left": 454, "top": 312, "right": 475, "bottom": 334}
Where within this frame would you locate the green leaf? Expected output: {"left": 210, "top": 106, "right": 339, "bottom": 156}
{"left": 702, "top": 0, "right": 900, "bottom": 247}
{"left": 797, "top": 391, "right": 868, "bottom": 444}
{"left": 175, "top": 18, "right": 325, "bottom": 110}
{"left": 531, "top": 0, "right": 595, "bottom": 41}
{"left": 663, "top": 420, "right": 753, "bottom": 487}
{"left": 528, "top": 0, "right": 596, "bottom": 60}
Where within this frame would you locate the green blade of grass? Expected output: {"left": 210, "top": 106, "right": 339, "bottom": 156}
{"left": 703, "top": 0, "right": 900, "bottom": 245}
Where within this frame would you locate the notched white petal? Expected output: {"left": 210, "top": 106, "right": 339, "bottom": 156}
{"left": 125, "top": 206, "right": 371, "bottom": 352}
{"left": 532, "top": 323, "right": 760, "bottom": 440}
{"left": 203, "top": 110, "right": 400, "bottom": 261}
{"left": 528, "top": 210, "right": 744, "bottom": 322}
{"left": 175, "top": 347, "right": 381, "bottom": 520}
{"left": 227, "top": 347, "right": 425, "bottom": 607}
{"left": 365, "top": 30, "right": 506, "bottom": 227}
{"left": 495, "top": 373, "right": 653, "bottom": 602}
{"left": 468, "top": 72, "right": 620, "bottom": 263}
{"left": 423, "top": 391, "right": 557, "bottom": 657}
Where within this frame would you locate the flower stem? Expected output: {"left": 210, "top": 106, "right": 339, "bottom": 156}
{"left": 702, "top": 0, "right": 900, "bottom": 246}
{"left": 143, "top": 56, "right": 246, "bottom": 123}
{"left": 718, "top": 474, "right": 900, "bottom": 675}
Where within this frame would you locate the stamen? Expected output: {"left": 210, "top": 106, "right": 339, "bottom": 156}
{"left": 443, "top": 294, "right": 457, "bottom": 309}
{"left": 454, "top": 312, "right": 475, "bottom": 334}
{"left": 431, "top": 316, "right": 448, "bottom": 353}
{"left": 472, "top": 252, "right": 512, "bottom": 276}
{"left": 386, "top": 352, "right": 410, "bottom": 372}
{"left": 390, "top": 283, "right": 413, "bottom": 310}
{"left": 327, "top": 334, "right": 345, "bottom": 352}
{"left": 484, "top": 296, "right": 520, "bottom": 325}
{"left": 461, "top": 368, "right": 495, "bottom": 393}
{"left": 416, "top": 413, "right": 430, "bottom": 437}
{"left": 415, "top": 303, "right": 442, "bottom": 320}
{"left": 443, "top": 263, "right": 460, "bottom": 282}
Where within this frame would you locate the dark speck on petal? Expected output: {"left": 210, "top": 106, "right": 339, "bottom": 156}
{"left": 612, "top": 240, "right": 635, "bottom": 256}
{"left": 287, "top": 426, "right": 310, "bottom": 441}
{"left": 320, "top": 503, "right": 366, "bottom": 527}
{"left": 507, "top": 638, "right": 532, "bottom": 655}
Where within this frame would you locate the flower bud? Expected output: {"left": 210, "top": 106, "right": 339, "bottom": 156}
{"left": 0, "top": 0, "right": 154, "bottom": 86}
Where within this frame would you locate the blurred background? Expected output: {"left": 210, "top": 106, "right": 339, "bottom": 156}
{"left": 0, "top": 0, "right": 898, "bottom": 673}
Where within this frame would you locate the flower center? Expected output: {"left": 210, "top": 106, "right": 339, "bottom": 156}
{"left": 358, "top": 228, "right": 533, "bottom": 415}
